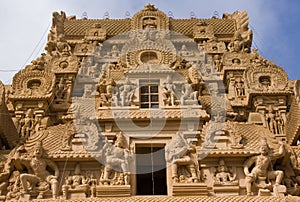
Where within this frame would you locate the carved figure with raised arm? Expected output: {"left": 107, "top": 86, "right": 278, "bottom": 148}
{"left": 165, "top": 132, "right": 199, "bottom": 183}
{"left": 17, "top": 141, "right": 59, "bottom": 199}
{"left": 243, "top": 139, "right": 285, "bottom": 196}
{"left": 100, "top": 132, "right": 131, "bottom": 185}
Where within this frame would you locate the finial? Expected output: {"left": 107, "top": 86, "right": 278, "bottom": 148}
{"left": 81, "top": 11, "right": 88, "bottom": 19}
{"left": 168, "top": 11, "right": 174, "bottom": 18}
{"left": 190, "top": 11, "right": 196, "bottom": 18}
{"left": 125, "top": 11, "right": 131, "bottom": 18}
{"left": 103, "top": 11, "right": 110, "bottom": 19}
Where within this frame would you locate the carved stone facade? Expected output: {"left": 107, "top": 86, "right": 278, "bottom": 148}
{"left": 0, "top": 4, "right": 299, "bottom": 202}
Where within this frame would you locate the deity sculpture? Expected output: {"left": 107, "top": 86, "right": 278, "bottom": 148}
{"left": 162, "top": 76, "right": 177, "bottom": 106}
{"left": 265, "top": 106, "right": 278, "bottom": 134}
{"left": 213, "top": 54, "right": 222, "bottom": 72}
{"left": 235, "top": 77, "right": 245, "bottom": 97}
{"left": 214, "top": 159, "right": 237, "bottom": 185}
{"left": 19, "top": 109, "right": 35, "bottom": 139}
{"left": 100, "top": 132, "right": 131, "bottom": 185}
{"left": 119, "top": 78, "right": 136, "bottom": 106}
{"left": 16, "top": 141, "right": 59, "bottom": 199}
{"left": 180, "top": 78, "right": 198, "bottom": 105}
{"left": 62, "top": 163, "right": 89, "bottom": 199}
{"left": 165, "top": 132, "right": 199, "bottom": 183}
{"left": 243, "top": 139, "right": 285, "bottom": 196}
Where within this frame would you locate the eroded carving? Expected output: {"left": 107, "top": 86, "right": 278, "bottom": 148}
{"left": 244, "top": 139, "right": 285, "bottom": 196}
{"left": 165, "top": 132, "right": 200, "bottom": 183}
{"left": 100, "top": 132, "right": 131, "bottom": 186}
{"left": 15, "top": 141, "right": 59, "bottom": 199}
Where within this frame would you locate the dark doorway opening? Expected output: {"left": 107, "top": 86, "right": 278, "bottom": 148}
{"left": 136, "top": 146, "right": 167, "bottom": 195}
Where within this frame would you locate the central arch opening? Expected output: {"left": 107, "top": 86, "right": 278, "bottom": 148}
{"left": 136, "top": 145, "right": 167, "bottom": 195}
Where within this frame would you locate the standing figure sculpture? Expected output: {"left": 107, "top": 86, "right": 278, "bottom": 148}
{"left": 119, "top": 78, "right": 136, "bottom": 106}
{"left": 19, "top": 109, "right": 35, "bottom": 139}
{"left": 162, "top": 76, "right": 177, "bottom": 106}
{"left": 101, "top": 132, "right": 130, "bottom": 185}
{"left": 165, "top": 132, "right": 199, "bottom": 183}
{"left": 16, "top": 141, "right": 59, "bottom": 199}
{"left": 243, "top": 139, "right": 284, "bottom": 196}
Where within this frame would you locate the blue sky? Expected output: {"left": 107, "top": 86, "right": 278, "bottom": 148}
{"left": 0, "top": 0, "right": 299, "bottom": 84}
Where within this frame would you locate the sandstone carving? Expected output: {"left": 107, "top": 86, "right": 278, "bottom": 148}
{"left": 0, "top": 4, "right": 299, "bottom": 201}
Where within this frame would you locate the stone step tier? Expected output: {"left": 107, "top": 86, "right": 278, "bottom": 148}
{"left": 96, "top": 185, "right": 131, "bottom": 197}
{"left": 172, "top": 183, "right": 208, "bottom": 196}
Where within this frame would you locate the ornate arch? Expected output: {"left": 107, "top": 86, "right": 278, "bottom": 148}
{"left": 11, "top": 69, "right": 55, "bottom": 99}
{"left": 244, "top": 63, "right": 288, "bottom": 92}
{"left": 131, "top": 4, "right": 169, "bottom": 30}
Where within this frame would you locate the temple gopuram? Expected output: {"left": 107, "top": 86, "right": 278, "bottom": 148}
{"left": 1, "top": 4, "right": 300, "bottom": 201}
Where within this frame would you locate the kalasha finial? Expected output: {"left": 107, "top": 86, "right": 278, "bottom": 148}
{"left": 143, "top": 4, "right": 157, "bottom": 11}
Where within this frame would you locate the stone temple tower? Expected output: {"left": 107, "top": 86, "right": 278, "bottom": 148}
{"left": 0, "top": 4, "right": 300, "bottom": 201}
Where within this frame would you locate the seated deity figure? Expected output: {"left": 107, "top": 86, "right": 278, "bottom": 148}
{"left": 162, "top": 76, "right": 177, "bottom": 106}
{"left": 179, "top": 44, "right": 194, "bottom": 57}
{"left": 119, "top": 78, "right": 136, "bottom": 106}
{"left": 16, "top": 141, "right": 59, "bottom": 199}
{"left": 165, "top": 132, "right": 199, "bottom": 183}
{"left": 243, "top": 139, "right": 285, "bottom": 196}
{"left": 180, "top": 78, "right": 198, "bottom": 105}
{"left": 62, "top": 163, "right": 89, "bottom": 199}
{"left": 100, "top": 132, "right": 130, "bottom": 185}
{"left": 214, "top": 159, "right": 237, "bottom": 185}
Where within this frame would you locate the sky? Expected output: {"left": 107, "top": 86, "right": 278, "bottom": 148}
{"left": 0, "top": 0, "right": 299, "bottom": 84}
